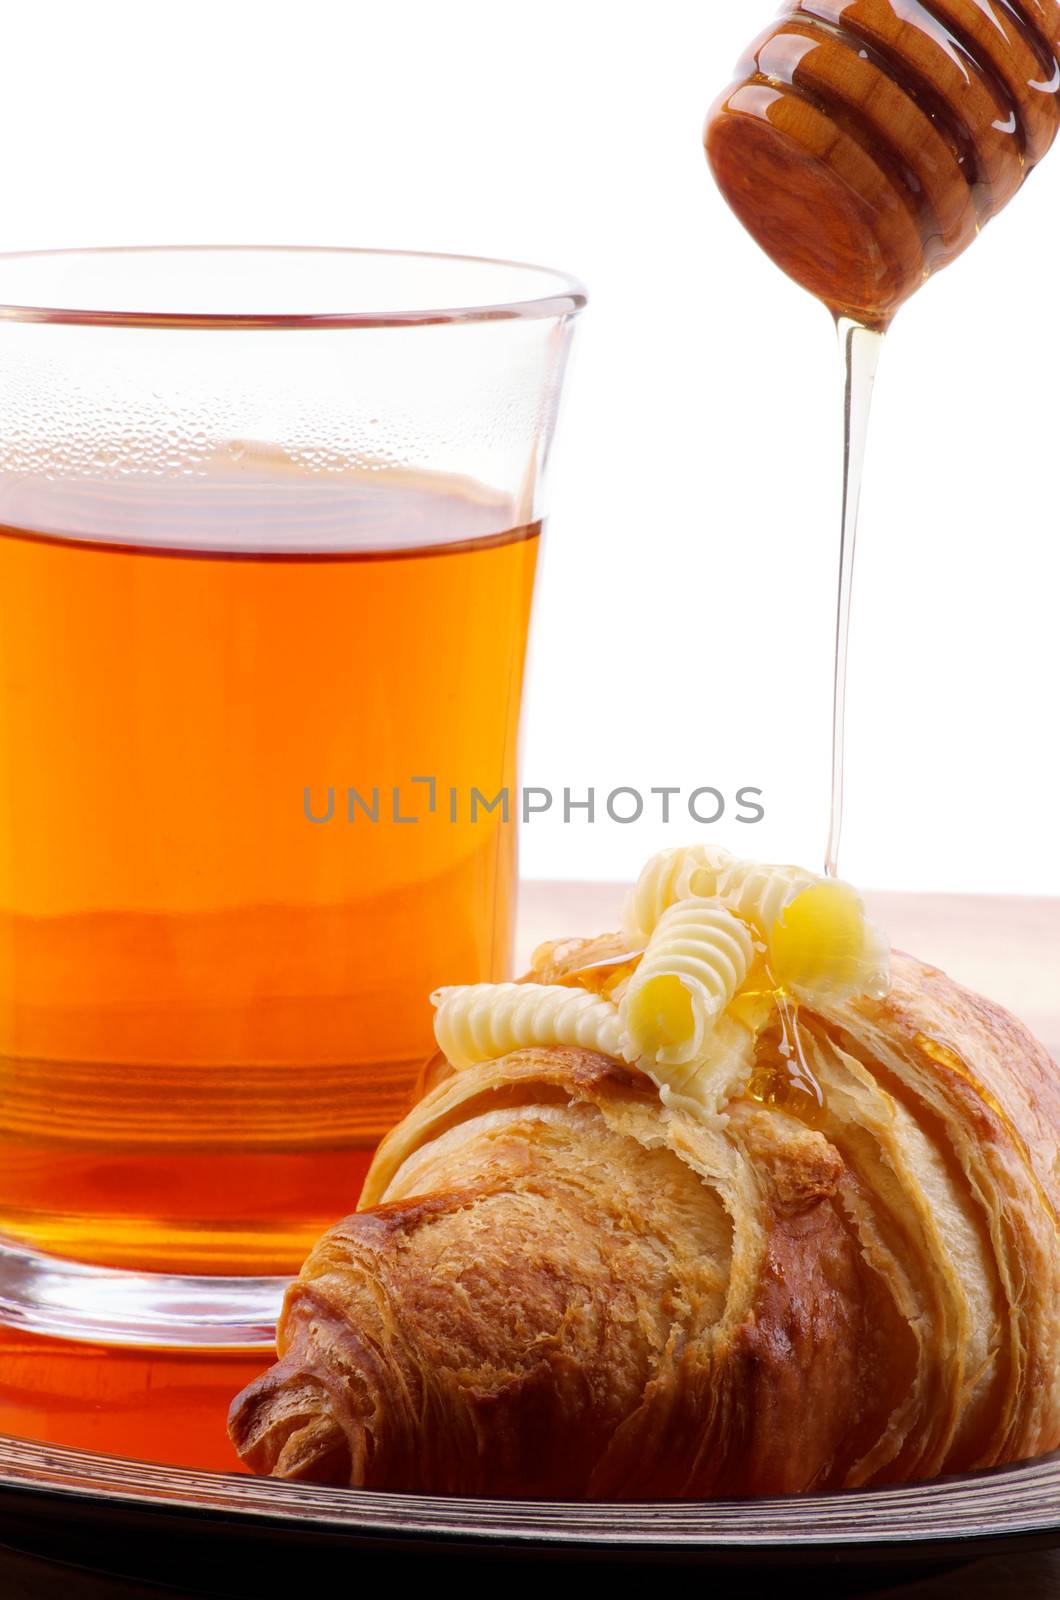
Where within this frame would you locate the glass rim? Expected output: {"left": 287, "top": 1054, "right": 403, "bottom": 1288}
{"left": 0, "top": 244, "right": 589, "bottom": 331}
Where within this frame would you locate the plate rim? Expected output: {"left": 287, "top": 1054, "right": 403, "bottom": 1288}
{"left": 1, "top": 1433, "right": 1059, "bottom": 1559}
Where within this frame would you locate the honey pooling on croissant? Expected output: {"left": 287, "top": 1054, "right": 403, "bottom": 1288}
{"left": 229, "top": 845, "right": 1060, "bottom": 1498}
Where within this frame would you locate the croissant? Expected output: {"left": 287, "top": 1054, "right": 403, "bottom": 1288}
{"left": 229, "top": 859, "right": 1060, "bottom": 1499}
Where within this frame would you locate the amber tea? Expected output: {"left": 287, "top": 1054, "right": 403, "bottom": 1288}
{"left": 0, "top": 464, "right": 539, "bottom": 1276}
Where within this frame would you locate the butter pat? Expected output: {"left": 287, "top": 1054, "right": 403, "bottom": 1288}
{"left": 428, "top": 846, "right": 891, "bottom": 1124}
{"left": 619, "top": 899, "right": 753, "bottom": 1068}
{"left": 624, "top": 974, "right": 695, "bottom": 1059}
{"left": 768, "top": 879, "right": 889, "bottom": 1002}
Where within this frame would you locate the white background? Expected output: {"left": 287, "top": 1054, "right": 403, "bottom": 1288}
{"left": 4, "top": 0, "right": 1059, "bottom": 894}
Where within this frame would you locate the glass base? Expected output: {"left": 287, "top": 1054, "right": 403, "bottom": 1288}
{"left": 0, "top": 1238, "right": 284, "bottom": 1349}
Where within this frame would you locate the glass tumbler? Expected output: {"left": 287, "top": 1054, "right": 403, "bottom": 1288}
{"left": 0, "top": 247, "right": 584, "bottom": 1346}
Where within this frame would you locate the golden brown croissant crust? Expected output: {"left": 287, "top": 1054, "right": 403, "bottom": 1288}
{"left": 229, "top": 950, "right": 1060, "bottom": 1498}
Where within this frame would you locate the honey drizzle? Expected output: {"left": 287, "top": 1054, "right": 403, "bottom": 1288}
{"left": 558, "top": 947, "right": 645, "bottom": 1000}
{"left": 737, "top": 958, "right": 829, "bottom": 1127}
{"left": 825, "top": 316, "right": 884, "bottom": 880}
{"left": 560, "top": 940, "right": 832, "bottom": 1125}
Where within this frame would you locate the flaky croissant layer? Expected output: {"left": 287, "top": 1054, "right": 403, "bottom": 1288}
{"left": 229, "top": 951, "right": 1060, "bottom": 1499}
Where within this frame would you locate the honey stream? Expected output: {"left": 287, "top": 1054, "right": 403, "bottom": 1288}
{"left": 825, "top": 316, "right": 885, "bottom": 880}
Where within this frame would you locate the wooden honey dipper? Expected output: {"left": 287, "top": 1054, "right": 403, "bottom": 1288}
{"left": 705, "top": 1, "right": 1060, "bottom": 326}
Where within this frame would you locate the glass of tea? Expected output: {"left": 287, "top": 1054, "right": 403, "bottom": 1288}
{"left": 0, "top": 247, "right": 585, "bottom": 1347}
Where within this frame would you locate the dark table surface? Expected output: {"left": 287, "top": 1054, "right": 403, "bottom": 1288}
{"left": 2, "top": 1542, "right": 1060, "bottom": 1599}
